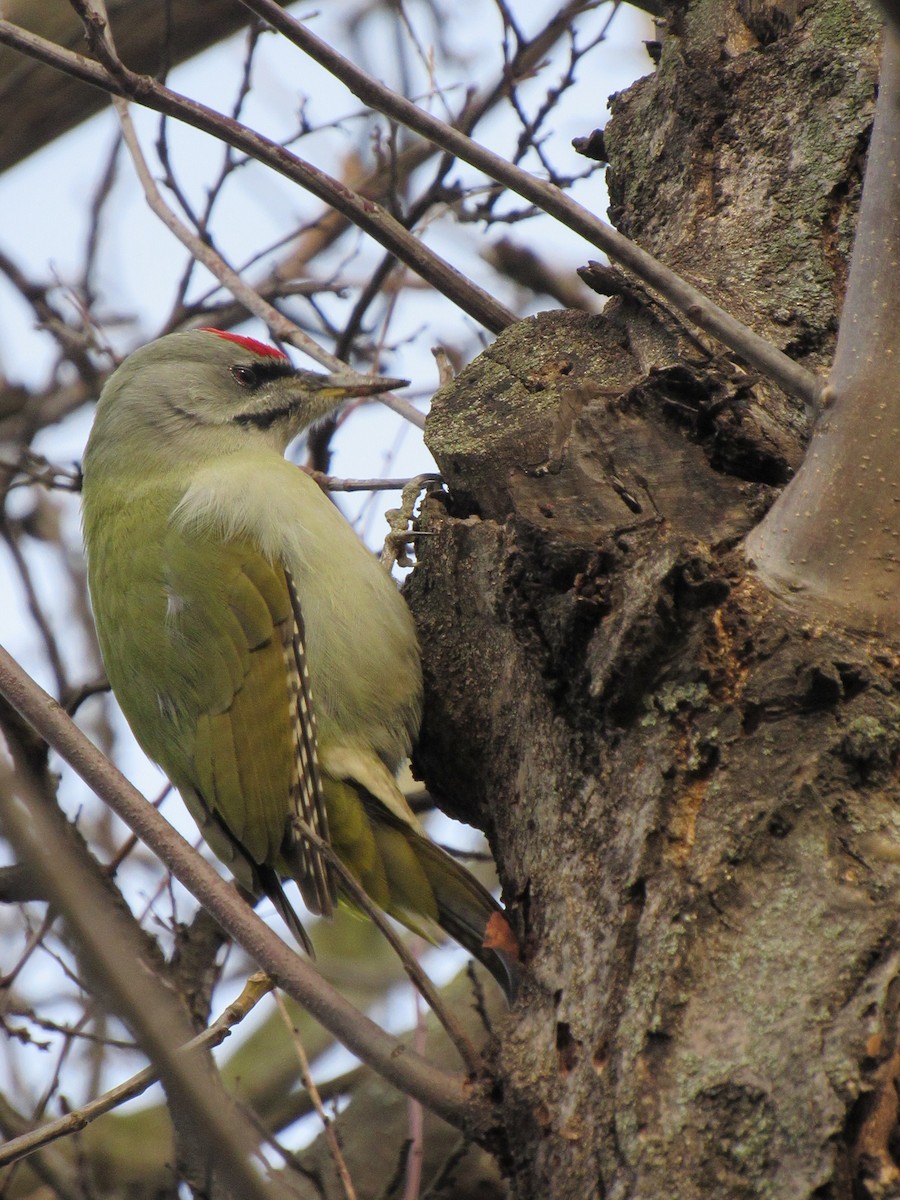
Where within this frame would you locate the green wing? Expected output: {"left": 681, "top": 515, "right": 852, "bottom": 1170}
{"left": 155, "top": 526, "right": 334, "bottom": 918}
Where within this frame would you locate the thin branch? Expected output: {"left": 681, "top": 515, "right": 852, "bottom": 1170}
{"left": 0, "top": 377, "right": 95, "bottom": 450}
{"left": 81, "top": 131, "right": 121, "bottom": 309}
{"left": 3, "top": 1011, "right": 135, "bottom": 1052}
{"left": 0, "top": 909, "right": 55, "bottom": 990}
{"left": 0, "top": 1097, "right": 84, "bottom": 1200}
{"left": 274, "top": 991, "right": 358, "bottom": 1200}
{"left": 265, "top": 1064, "right": 367, "bottom": 1135}
{"left": 0, "top": 644, "right": 488, "bottom": 1136}
{"left": 298, "top": 0, "right": 603, "bottom": 363}
{"left": 0, "top": 863, "right": 47, "bottom": 903}
{"left": 0, "top": 246, "right": 100, "bottom": 387}
{"left": 0, "top": 974, "right": 274, "bottom": 1169}
{"left": 1, "top": 0, "right": 604, "bottom": 420}
{"left": 111, "top": 88, "right": 422, "bottom": 431}
{"left": 0, "top": 450, "right": 82, "bottom": 494}
{"left": 311, "top": 472, "right": 440, "bottom": 493}
{"left": 96, "top": 12, "right": 422, "bottom": 430}
{"left": 239, "top": 0, "right": 822, "bottom": 410}
{"left": 0, "top": 19, "right": 517, "bottom": 339}
{"left": 403, "top": 992, "right": 427, "bottom": 1200}
{"left": 0, "top": 524, "right": 69, "bottom": 699}
{"left": 161, "top": 20, "right": 266, "bottom": 315}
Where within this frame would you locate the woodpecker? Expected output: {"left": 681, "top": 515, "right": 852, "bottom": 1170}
{"left": 81, "top": 328, "right": 516, "bottom": 999}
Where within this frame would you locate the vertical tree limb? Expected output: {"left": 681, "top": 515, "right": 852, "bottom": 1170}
{"left": 747, "top": 28, "right": 900, "bottom": 631}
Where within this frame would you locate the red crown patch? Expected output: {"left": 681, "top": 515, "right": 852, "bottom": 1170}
{"left": 198, "top": 327, "right": 289, "bottom": 360}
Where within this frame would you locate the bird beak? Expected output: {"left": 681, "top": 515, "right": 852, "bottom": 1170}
{"left": 306, "top": 373, "right": 409, "bottom": 401}
{"left": 275, "top": 371, "right": 410, "bottom": 435}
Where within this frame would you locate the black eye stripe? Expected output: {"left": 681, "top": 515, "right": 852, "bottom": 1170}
{"left": 230, "top": 360, "right": 296, "bottom": 389}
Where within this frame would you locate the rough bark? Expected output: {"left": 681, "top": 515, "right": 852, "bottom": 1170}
{"left": 406, "top": 2, "right": 897, "bottom": 1196}
{"left": 605, "top": 0, "right": 879, "bottom": 374}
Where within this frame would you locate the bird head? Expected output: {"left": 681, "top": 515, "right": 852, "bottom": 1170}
{"left": 86, "top": 329, "right": 407, "bottom": 467}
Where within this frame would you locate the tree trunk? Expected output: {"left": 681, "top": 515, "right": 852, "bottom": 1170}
{"left": 407, "top": 2, "right": 897, "bottom": 1195}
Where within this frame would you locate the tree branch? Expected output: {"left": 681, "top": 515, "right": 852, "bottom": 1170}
{"left": 264, "top": 0, "right": 601, "bottom": 357}
{"left": 0, "top": 973, "right": 274, "bottom": 1169}
{"left": 295, "top": 819, "right": 481, "bottom": 1075}
{"left": 0, "top": 18, "right": 517, "bottom": 339}
{"left": 0, "top": 763, "right": 290, "bottom": 1200}
{"left": 274, "top": 991, "right": 358, "bottom": 1200}
{"left": 110, "top": 84, "right": 424, "bottom": 427}
{"left": 0, "top": 0, "right": 304, "bottom": 174}
{"left": 746, "top": 27, "right": 900, "bottom": 631}
{"left": 1, "top": 11, "right": 822, "bottom": 408}
{"left": 238, "top": 0, "right": 823, "bottom": 410}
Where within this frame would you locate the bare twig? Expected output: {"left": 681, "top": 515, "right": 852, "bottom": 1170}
{"left": 0, "top": 760, "right": 288, "bottom": 1200}
{"left": 0, "top": 909, "right": 55, "bottom": 989}
{"left": 0, "top": 1097, "right": 84, "bottom": 1200}
{"left": 0, "top": 19, "right": 517, "bottom": 339}
{"left": 111, "top": 89, "right": 423, "bottom": 428}
{"left": 274, "top": 991, "right": 358, "bottom": 1200}
{"left": 310, "top": 472, "right": 441, "bottom": 493}
{"left": 0, "top": 247, "right": 100, "bottom": 387}
{"left": 0, "top": 974, "right": 274, "bottom": 1169}
{"left": 404, "top": 992, "right": 427, "bottom": 1200}
{"left": 265, "top": 1064, "right": 367, "bottom": 1135}
{"left": 0, "top": 523, "right": 69, "bottom": 699}
{"left": 0, "top": 451, "right": 81, "bottom": 494}
{"left": 162, "top": 20, "right": 266, "bottom": 316}
{"left": 331, "top": 0, "right": 602, "bottom": 361}
{"left": 239, "top": 0, "right": 823, "bottom": 410}
{"left": 294, "top": 819, "right": 481, "bottom": 1076}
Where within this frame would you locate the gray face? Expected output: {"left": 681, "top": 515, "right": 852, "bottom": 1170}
{"left": 85, "top": 330, "right": 405, "bottom": 469}
{"left": 101, "top": 331, "right": 334, "bottom": 441}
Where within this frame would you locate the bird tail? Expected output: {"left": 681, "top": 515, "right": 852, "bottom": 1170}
{"left": 310, "top": 774, "right": 521, "bottom": 1001}
{"left": 345, "top": 794, "right": 520, "bottom": 1002}
{"left": 411, "top": 833, "right": 522, "bottom": 1003}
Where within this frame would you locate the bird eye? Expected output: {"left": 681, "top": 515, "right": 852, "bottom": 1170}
{"left": 231, "top": 365, "right": 258, "bottom": 388}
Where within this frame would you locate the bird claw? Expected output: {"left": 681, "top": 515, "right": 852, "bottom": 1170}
{"left": 382, "top": 473, "right": 444, "bottom": 571}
